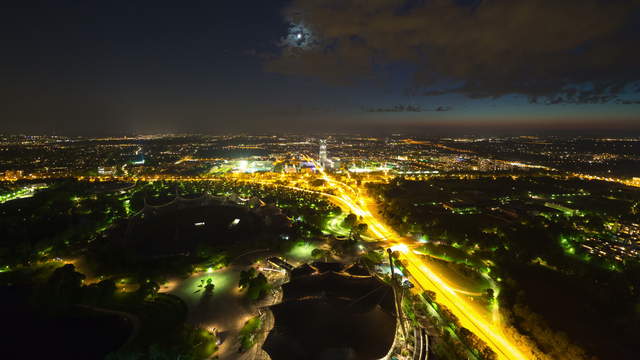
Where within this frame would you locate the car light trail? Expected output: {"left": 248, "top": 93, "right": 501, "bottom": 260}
{"left": 303, "top": 154, "right": 528, "bottom": 360}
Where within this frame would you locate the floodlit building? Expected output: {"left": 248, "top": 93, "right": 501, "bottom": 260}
{"left": 319, "top": 139, "right": 327, "bottom": 168}
{"left": 318, "top": 139, "right": 334, "bottom": 169}
{"left": 4, "top": 170, "right": 23, "bottom": 179}
{"left": 131, "top": 154, "right": 145, "bottom": 165}
{"left": 98, "top": 166, "right": 116, "bottom": 175}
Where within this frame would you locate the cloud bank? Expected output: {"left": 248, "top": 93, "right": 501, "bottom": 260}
{"left": 362, "top": 104, "right": 452, "bottom": 112}
{"left": 267, "top": 0, "right": 640, "bottom": 104}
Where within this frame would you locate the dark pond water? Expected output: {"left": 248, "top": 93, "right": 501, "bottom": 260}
{"left": 0, "top": 287, "right": 131, "bottom": 359}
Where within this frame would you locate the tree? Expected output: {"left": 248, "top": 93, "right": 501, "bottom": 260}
{"left": 460, "top": 327, "right": 497, "bottom": 360}
{"left": 440, "top": 306, "right": 460, "bottom": 329}
{"left": 247, "top": 273, "right": 268, "bottom": 300}
{"left": 239, "top": 268, "right": 257, "bottom": 289}
{"left": 311, "top": 248, "right": 332, "bottom": 261}
{"left": 83, "top": 279, "right": 117, "bottom": 305}
{"left": 343, "top": 213, "right": 358, "bottom": 228}
{"left": 45, "top": 263, "right": 85, "bottom": 308}
{"left": 361, "top": 249, "right": 384, "bottom": 268}
{"left": 136, "top": 280, "right": 159, "bottom": 301}
{"left": 423, "top": 290, "right": 436, "bottom": 303}
{"left": 238, "top": 268, "right": 269, "bottom": 300}
{"left": 204, "top": 278, "right": 215, "bottom": 293}
{"left": 485, "top": 288, "right": 495, "bottom": 303}
{"left": 354, "top": 223, "right": 368, "bottom": 237}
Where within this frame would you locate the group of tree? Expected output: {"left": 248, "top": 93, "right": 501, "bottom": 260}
{"left": 34, "top": 264, "right": 164, "bottom": 313}
{"left": 0, "top": 180, "right": 131, "bottom": 267}
{"left": 3, "top": 262, "right": 212, "bottom": 358}
{"left": 238, "top": 267, "right": 269, "bottom": 300}
{"left": 368, "top": 177, "right": 640, "bottom": 359}
{"left": 359, "top": 248, "right": 384, "bottom": 268}
{"left": 458, "top": 327, "right": 497, "bottom": 360}
{"left": 311, "top": 248, "right": 333, "bottom": 261}
{"left": 107, "top": 324, "right": 217, "bottom": 360}
{"left": 342, "top": 213, "right": 369, "bottom": 239}
{"left": 31, "top": 263, "right": 119, "bottom": 313}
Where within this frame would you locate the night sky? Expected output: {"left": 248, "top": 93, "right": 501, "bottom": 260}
{"left": 2, "top": 0, "right": 640, "bottom": 135}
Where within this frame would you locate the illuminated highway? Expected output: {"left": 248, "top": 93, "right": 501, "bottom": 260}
{"left": 2, "top": 163, "right": 639, "bottom": 189}
{"left": 304, "top": 156, "right": 528, "bottom": 360}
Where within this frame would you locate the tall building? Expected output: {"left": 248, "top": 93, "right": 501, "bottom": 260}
{"left": 319, "top": 139, "right": 328, "bottom": 168}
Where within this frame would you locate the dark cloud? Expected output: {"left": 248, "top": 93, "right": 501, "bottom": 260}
{"left": 362, "top": 104, "right": 452, "bottom": 112}
{"left": 421, "top": 89, "right": 450, "bottom": 97}
{"left": 616, "top": 99, "right": 640, "bottom": 105}
{"left": 268, "top": 0, "right": 640, "bottom": 103}
{"left": 363, "top": 105, "right": 424, "bottom": 112}
{"left": 244, "top": 48, "right": 277, "bottom": 60}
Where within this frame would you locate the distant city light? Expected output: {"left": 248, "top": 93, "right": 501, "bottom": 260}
{"left": 238, "top": 160, "right": 249, "bottom": 171}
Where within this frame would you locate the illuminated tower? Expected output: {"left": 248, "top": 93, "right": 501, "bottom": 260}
{"left": 319, "top": 139, "right": 328, "bottom": 168}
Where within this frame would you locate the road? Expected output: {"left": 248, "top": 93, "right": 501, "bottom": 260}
{"left": 303, "top": 156, "right": 528, "bottom": 360}
{"left": 228, "top": 158, "right": 528, "bottom": 359}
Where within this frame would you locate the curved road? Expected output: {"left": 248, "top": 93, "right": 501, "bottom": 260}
{"left": 234, "top": 160, "right": 528, "bottom": 359}
{"left": 299, "top": 156, "right": 528, "bottom": 360}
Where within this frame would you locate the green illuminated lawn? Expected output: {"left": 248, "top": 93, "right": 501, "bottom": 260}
{"left": 169, "top": 269, "right": 234, "bottom": 303}
{"left": 287, "top": 241, "right": 317, "bottom": 261}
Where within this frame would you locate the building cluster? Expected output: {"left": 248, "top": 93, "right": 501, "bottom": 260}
{"left": 0, "top": 134, "right": 556, "bottom": 180}
{"left": 580, "top": 232, "right": 640, "bottom": 263}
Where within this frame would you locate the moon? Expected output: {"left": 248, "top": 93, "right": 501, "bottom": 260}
{"left": 278, "top": 22, "right": 316, "bottom": 50}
